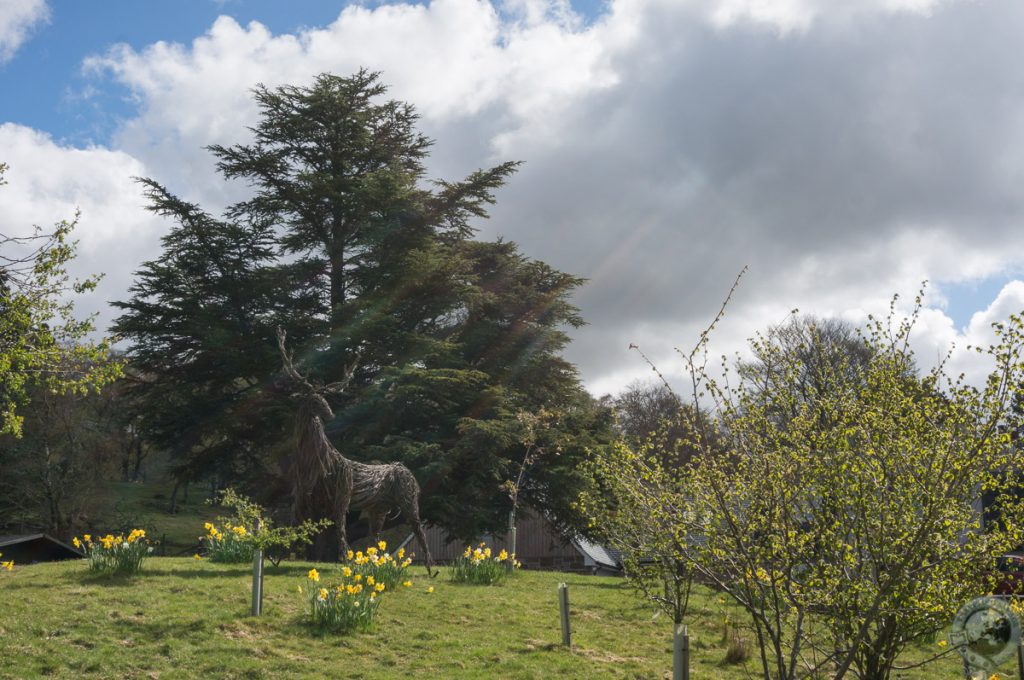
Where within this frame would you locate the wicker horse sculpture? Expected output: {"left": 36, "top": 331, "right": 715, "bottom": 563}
{"left": 276, "top": 328, "right": 435, "bottom": 574}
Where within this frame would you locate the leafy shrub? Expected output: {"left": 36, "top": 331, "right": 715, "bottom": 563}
{"left": 200, "top": 489, "right": 331, "bottom": 565}
{"left": 450, "top": 543, "right": 519, "bottom": 585}
{"left": 73, "top": 529, "right": 152, "bottom": 575}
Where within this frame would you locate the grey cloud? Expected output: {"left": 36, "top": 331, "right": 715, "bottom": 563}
{"left": 452, "top": 1, "right": 1024, "bottom": 387}
{"left": 63, "top": 0, "right": 1024, "bottom": 393}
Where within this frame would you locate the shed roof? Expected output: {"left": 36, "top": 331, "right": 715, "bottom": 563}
{"left": 0, "top": 533, "right": 83, "bottom": 562}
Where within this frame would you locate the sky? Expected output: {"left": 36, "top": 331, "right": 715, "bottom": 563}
{"left": 2, "top": 0, "right": 1024, "bottom": 397}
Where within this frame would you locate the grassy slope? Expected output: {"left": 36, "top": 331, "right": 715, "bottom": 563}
{"left": 0, "top": 559, "right": 977, "bottom": 680}
{"left": 99, "top": 481, "right": 220, "bottom": 556}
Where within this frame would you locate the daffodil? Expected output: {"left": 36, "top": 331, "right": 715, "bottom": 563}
{"left": 308, "top": 568, "right": 320, "bottom": 582}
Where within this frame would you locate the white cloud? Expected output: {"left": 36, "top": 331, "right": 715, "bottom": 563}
{"left": 0, "top": 123, "right": 161, "bottom": 332}
{"left": 701, "top": 0, "right": 954, "bottom": 33}
{"left": 44, "top": 0, "right": 1024, "bottom": 393}
{"left": 0, "top": 0, "right": 48, "bottom": 63}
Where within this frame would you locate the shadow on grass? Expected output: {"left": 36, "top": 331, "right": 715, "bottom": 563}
{"left": 69, "top": 571, "right": 149, "bottom": 586}
{"left": 59, "top": 561, "right": 332, "bottom": 585}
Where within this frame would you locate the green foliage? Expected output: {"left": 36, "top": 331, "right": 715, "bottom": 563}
{"left": 114, "top": 72, "right": 606, "bottom": 550}
{"left": 111, "top": 179, "right": 298, "bottom": 486}
{"left": 0, "top": 162, "right": 122, "bottom": 438}
{"left": 581, "top": 434, "right": 699, "bottom": 625}
{"left": 450, "top": 543, "right": 519, "bottom": 585}
{"left": 202, "top": 489, "right": 332, "bottom": 566}
{"left": 583, "top": 276, "right": 1024, "bottom": 680}
{"left": 0, "top": 378, "right": 124, "bottom": 535}
{"left": 74, "top": 529, "right": 153, "bottom": 575}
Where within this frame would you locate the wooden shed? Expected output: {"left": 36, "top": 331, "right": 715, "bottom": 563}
{"left": 0, "top": 534, "right": 83, "bottom": 564}
{"left": 385, "top": 510, "right": 621, "bottom": 575}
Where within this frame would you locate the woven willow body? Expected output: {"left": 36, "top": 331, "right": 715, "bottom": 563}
{"left": 278, "top": 328, "right": 434, "bottom": 572}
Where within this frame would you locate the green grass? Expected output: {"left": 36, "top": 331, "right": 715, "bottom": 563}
{"left": 0, "top": 559, "right": 983, "bottom": 679}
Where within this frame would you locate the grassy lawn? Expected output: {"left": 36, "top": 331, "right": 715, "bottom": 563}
{"left": 0, "top": 558, "right": 982, "bottom": 679}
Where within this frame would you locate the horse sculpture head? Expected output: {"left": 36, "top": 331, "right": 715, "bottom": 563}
{"left": 276, "top": 328, "right": 359, "bottom": 424}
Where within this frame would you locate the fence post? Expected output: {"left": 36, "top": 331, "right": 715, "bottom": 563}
{"left": 558, "top": 582, "right": 571, "bottom": 647}
{"left": 250, "top": 520, "right": 263, "bottom": 616}
{"left": 508, "top": 509, "right": 517, "bottom": 574}
{"left": 673, "top": 624, "right": 689, "bottom": 680}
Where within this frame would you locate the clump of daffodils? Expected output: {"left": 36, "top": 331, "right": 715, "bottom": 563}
{"left": 73, "top": 529, "right": 153, "bottom": 575}
{"left": 0, "top": 552, "right": 12, "bottom": 572}
{"left": 451, "top": 542, "right": 520, "bottom": 585}
{"left": 200, "top": 521, "right": 255, "bottom": 563}
{"left": 303, "top": 564, "right": 397, "bottom": 632}
{"left": 345, "top": 540, "right": 414, "bottom": 590}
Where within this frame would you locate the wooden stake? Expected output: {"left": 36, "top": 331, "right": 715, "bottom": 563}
{"left": 558, "top": 582, "right": 571, "bottom": 647}
{"left": 251, "top": 520, "right": 263, "bottom": 617}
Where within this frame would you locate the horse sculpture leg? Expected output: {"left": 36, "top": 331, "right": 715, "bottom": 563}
{"left": 404, "top": 501, "right": 435, "bottom": 577}
{"left": 368, "top": 509, "right": 387, "bottom": 541}
{"left": 336, "top": 501, "right": 349, "bottom": 558}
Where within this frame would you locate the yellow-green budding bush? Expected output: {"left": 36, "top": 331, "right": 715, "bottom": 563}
{"left": 200, "top": 489, "right": 331, "bottom": 565}
{"left": 450, "top": 543, "right": 519, "bottom": 585}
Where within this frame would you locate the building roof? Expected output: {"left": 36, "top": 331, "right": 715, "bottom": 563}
{"left": 571, "top": 535, "right": 622, "bottom": 571}
{"left": 0, "top": 533, "right": 83, "bottom": 561}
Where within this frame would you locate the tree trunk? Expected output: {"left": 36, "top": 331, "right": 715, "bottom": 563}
{"left": 168, "top": 481, "right": 180, "bottom": 514}
{"left": 329, "top": 241, "right": 345, "bottom": 333}
{"left": 131, "top": 439, "right": 144, "bottom": 481}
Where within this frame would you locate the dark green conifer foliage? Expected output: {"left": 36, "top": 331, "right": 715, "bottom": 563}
{"left": 115, "top": 71, "right": 607, "bottom": 554}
